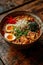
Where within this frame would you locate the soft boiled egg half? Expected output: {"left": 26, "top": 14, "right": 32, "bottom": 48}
{"left": 5, "top": 24, "right": 14, "bottom": 32}
{"left": 4, "top": 33, "right": 16, "bottom": 41}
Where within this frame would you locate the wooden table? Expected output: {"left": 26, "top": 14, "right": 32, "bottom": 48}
{"left": 0, "top": 0, "right": 43, "bottom": 65}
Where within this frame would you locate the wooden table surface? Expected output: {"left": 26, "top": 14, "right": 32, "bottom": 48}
{"left": 0, "top": 0, "right": 43, "bottom": 65}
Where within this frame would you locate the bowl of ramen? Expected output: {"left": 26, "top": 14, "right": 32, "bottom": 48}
{"left": 0, "top": 11, "right": 43, "bottom": 49}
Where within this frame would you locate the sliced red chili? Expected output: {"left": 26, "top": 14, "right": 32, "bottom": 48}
{"left": 6, "top": 16, "right": 17, "bottom": 24}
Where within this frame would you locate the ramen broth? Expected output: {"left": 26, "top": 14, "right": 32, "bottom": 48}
{"left": 2, "top": 15, "right": 40, "bottom": 44}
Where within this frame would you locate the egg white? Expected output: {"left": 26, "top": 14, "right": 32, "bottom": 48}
{"left": 5, "top": 24, "right": 14, "bottom": 32}
{"left": 4, "top": 33, "right": 16, "bottom": 41}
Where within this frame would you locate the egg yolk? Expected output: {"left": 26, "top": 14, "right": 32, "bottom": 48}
{"left": 7, "top": 35, "right": 13, "bottom": 40}
{"left": 7, "top": 26, "right": 13, "bottom": 30}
